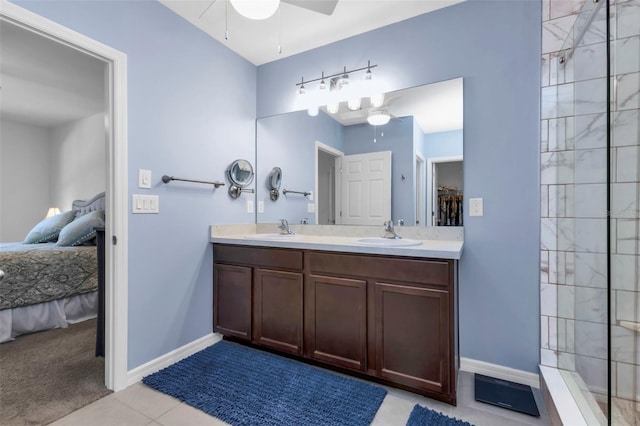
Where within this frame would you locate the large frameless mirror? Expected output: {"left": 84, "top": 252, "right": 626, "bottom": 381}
{"left": 255, "top": 77, "right": 463, "bottom": 226}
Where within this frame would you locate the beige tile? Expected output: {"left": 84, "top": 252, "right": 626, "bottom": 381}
{"left": 114, "top": 382, "right": 181, "bottom": 420}
{"left": 50, "top": 394, "right": 152, "bottom": 426}
{"left": 155, "top": 403, "right": 229, "bottom": 426}
{"left": 371, "top": 394, "right": 414, "bottom": 426}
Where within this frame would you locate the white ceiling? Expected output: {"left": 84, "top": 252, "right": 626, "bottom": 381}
{"left": 160, "top": 0, "right": 464, "bottom": 66}
{"left": 0, "top": 21, "right": 105, "bottom": 128}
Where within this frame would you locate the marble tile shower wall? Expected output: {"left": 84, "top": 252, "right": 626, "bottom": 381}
{"left": 540, "top": 0, "right": 640, "bottom": 403}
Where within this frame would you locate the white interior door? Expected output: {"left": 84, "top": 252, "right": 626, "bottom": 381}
{"left": 340, "top": 151, "right": 391, "bottom": 225}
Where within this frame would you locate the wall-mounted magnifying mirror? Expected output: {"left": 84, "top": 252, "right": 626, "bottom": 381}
{"left": 227, "top": 159, "right": 254, "bottom": 199}
{"left": 268, "top": 167, "right": 282, "bottom": 201}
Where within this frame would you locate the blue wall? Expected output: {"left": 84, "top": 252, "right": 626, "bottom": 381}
{"left": 257, "top": 1, "right": 542, "bottom": 372}
{"left": 14, "top": 0, "right": 257, "bottom": 369}
{"left": 424, "top": 130, "right": 464, "bottom": 159}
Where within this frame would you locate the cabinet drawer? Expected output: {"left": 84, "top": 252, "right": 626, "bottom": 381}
{"left": 214, "top": 244, "right": 303, "bottom": 271}
{"left": 308, "top": 252, "right": 451, "bottom": 287}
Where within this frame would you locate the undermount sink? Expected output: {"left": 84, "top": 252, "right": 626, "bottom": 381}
{"left": 354, "top": 237, "right": 423, "bottom": 247}
{"left": 244, "top": 233, "right": 302, "bottom": 241}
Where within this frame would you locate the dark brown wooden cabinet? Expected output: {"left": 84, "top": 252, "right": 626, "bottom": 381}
{"left": 213, "top": 264, "right": 252, "bottom": 341}
{"left": 213, "top": 244, "right": 304, "bottom": 352}
{"left": 374, "top": 282, "right": 450, "bottom": 395}
{"left": 305, "top": 274, "right": 367, "bottom": 371}
{"left": 254, "top": 268, "right": 303, "bottom": 355}
{"left": 213, "top": 243, "right": 457, "bottom": 405}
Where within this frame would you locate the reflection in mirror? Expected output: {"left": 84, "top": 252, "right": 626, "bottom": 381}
{"left": 256, "top": 78, "right": 463, "bottom": 226}
{"left": 268, "top": 167, "right": 282, "bottom": 201}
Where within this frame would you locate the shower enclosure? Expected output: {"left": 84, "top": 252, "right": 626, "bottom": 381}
{"left": 541, "top": 0, "right": 639, "bottom": 424}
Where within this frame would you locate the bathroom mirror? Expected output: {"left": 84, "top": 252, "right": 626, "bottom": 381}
{"left": 268, "top": 167, "right": 282, "bottom": 201}
{"left": 256, "top": 78, "right": 463, "bottom": 226}
{"left": 227, "top": 159, "right": 254, "bottom": 199}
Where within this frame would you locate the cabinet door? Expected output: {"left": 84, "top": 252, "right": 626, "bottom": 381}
{"left": 305, "top": 274, "right": 367, "bottom": 371}
{"left": 374, "top": 282, "right": 450, "bottom": 395}
{"left": 254, "top": 269, "right": 303, "bottom": 355}
{"left": 214, "top": 264, "right": 252, "bottom": 341}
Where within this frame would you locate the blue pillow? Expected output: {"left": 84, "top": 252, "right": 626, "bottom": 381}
{"left": 56, "top": 210, "right": 105, "bottom": 247}
{"left": 23, "top": 210, "right": 76, "bottom": 244}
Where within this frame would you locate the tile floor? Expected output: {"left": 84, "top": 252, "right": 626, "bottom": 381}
{"left": 50, "top": 368, "right": 551, "bottom": 426}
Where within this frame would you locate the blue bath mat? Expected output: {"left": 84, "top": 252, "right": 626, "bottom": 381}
{"left": 406, "top": 404, "right": 474, "bottom": 426}
{"left": 143, "top": 340, "right": 387, "bottom": 426}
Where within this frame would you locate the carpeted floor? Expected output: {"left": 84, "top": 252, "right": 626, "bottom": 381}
{"left": 0, "top": 319, "right": 111, "bottom": 426}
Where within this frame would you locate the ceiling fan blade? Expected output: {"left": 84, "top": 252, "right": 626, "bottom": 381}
{"left": 282, "top": 0, "right": 339, "bottom": 15}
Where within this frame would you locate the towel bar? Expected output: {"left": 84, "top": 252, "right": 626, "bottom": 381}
{"left": 162, "top": 175, "right": 225, "bottom": 188}
{"left": 283, "top": 189, "right": 310, "bottom": 197}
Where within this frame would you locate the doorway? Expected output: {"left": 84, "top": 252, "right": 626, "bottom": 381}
{"left": 427, "top": 155, "right": 463, "bottom": 226}
{"left": 1, "top": 2, "right": 129, "bottom": 390}
{"left": 315, "top": 141, "right": 343, "bottom": 225}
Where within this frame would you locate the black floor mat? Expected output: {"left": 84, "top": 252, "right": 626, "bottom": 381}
{"left": 474, "top": 373, "right": 540, "bottom": 417}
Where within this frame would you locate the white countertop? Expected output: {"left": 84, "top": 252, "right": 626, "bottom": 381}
{"left": 209, "top": 233, "right": 463, "bottom": 260}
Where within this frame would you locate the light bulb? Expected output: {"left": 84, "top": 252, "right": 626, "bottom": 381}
{"left": 327, "top": 103, "right": 339, "bottom": 114}
{"left": 347, "top": 98, "right": 361, "bottom": 111}
{"left": 367, "top": 110, "right": 390, "bottom": 126}
{"left": 307, "top": 106, "right": 319, "bottom": 116}
{"left": 229, "top": 0, "right": 279, "bottom": 20}
{"left": 370, "top": 93, "right": 385, "bottom": 108}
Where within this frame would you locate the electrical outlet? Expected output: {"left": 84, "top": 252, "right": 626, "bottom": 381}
{"left": 247, "top": 200, "right": 254, "bottom": 214}
{"left": 308, "top": 191, "right": 314, "bottom": 201}
{"left": 469, "top": 198, "right": 483, "bottom": 217}
{"left": 258, "top": 201, "right": 264, "bottom": 213}
{"left": 307, "top": 203, "right": 316, "bottom": 213}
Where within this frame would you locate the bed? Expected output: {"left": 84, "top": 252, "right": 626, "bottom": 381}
{"left": 0, "top": 192, "right": 105, "bottom": 343}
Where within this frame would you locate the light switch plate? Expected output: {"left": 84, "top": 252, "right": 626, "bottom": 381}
{"left": 132, "top": 194, "right": 159, "bottom": 214}
{"left": 247, "top": 200, "right": 254, "bottom": 214}
{"left": 138, "top": 169, "right": 152, "bottom": 189}
{"left": 469, "top": 198, "right": 483, "bottom": 217}
{"left": 257, "top": 201, "right": 264, "bottom": 213}
{"left": 307, "top": 203, "right": 316, "bottom": 213}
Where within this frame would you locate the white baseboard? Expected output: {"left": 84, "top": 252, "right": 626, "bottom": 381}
{"left": 126, "top": 333, "right": 222, "bottom": 386}
{"left": 460, "top": 357, "right": 540, "bottom": 389}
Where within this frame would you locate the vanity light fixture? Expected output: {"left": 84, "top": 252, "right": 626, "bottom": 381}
{"left": 367, "top": 109, "right": 391, "bottom": 126}
{"left": 294, "top": 61, "right": 381, "bottom": 118}
{"left": 229, "top": 0, "right": 280, "bottom": 20}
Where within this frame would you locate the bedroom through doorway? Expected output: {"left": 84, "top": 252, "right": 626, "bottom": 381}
{"left": 0, "top": 0, "right": 129, "bottom": 409}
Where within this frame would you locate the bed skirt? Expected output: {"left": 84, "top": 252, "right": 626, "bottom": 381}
{"left": 0, "top": 291, "right": 97, "bottom": 343}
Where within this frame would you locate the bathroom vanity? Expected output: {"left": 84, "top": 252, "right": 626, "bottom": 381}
{"left": 210, "top": 229, "right": 462, "bottom": 405}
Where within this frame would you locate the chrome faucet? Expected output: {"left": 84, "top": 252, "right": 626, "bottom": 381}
{"left": 278, "top": 219, "right": 293, "bottom": 235}
{"left": 383, "top": 220, "right": 401, "bottom": 239}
